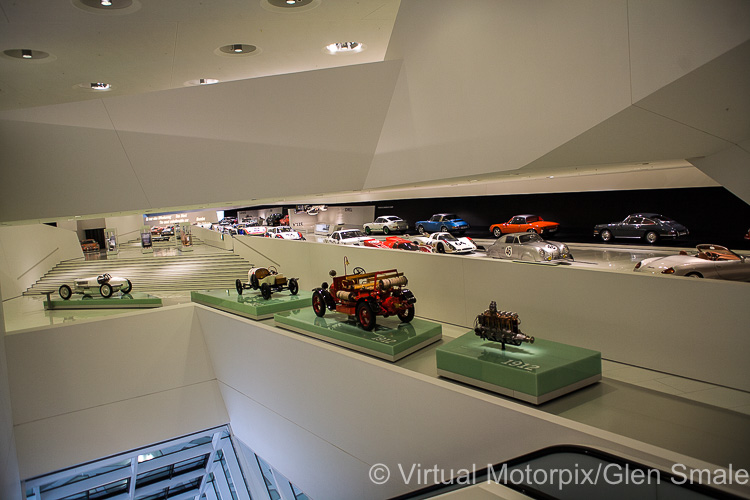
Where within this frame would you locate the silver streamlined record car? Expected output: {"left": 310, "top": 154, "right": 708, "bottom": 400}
{"left": 634, "top": 244, "right": 750, "bottom": 281}
{"left": 487, "top": 232, "right": 573, "bottom": 262}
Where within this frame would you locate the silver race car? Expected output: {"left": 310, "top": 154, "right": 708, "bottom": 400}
{"left": 487, "top": 232, "right": 573, "bottom": 262}
{"left": 634, "top": 244, "right": 750, "bottom": 281}
{"left": 58, "top": 273, "right": 132, "bottom": 299}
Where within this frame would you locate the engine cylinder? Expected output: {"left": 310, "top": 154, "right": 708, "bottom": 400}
{"left": 379, "top": 276, "right": 408, "bottom": 289}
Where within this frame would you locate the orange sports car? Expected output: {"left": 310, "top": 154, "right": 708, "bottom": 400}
{"left": 489, "top": 214, "right": 559, "bottom": 238}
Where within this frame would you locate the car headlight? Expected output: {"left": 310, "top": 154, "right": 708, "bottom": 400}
{"left": 538, "top": 248, "right": 546, "bottom": 257}
{"left": 634, "top": 262, "right": 642, "bottom": 270}
{"left": 561, "top": 244, "right": 569, "bottom": 254}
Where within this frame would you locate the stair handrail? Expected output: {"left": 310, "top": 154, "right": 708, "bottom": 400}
{"left": 232, "top": 235, "right": 280, "bottom": 267}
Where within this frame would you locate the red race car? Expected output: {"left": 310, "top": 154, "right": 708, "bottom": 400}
{"left": 363, "top": 238, "right": 389, "bottom": 249}
{"left": 489, "top": 214, "right": 559, "bottom": 238}
{"left": 363, "top": 236, "right": 432, "bottom": 252}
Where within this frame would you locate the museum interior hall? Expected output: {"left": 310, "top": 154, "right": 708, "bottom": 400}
{"left": 1, "top": 1, "right": 749, "bottom": 499}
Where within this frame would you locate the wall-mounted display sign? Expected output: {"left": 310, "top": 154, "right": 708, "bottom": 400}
{"left": 140, "top": 226, "right": 153, "bottom": 254}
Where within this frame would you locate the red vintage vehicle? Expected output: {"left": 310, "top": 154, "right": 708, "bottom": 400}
{"left": 311, "top": 263, "right": 416, "bottom": 331}
{"left": 489, "top": 214, "right": 560, "bottom": 238}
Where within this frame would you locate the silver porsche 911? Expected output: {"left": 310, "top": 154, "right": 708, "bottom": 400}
{"left": 487, "top": 232, "right": 573, "bottom": 262}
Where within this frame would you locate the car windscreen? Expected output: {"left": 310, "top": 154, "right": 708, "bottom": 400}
{"left": 519, "top": 233, "right": 542, "bottom": 243}
{"left": 340, "top": 230, "right": 363, "bottom": 238}
{"left": 441, "top": 233, "right": 459, "bottom": 241}
{"left": 650, "top": 214, "right": 675, "bottom": 222}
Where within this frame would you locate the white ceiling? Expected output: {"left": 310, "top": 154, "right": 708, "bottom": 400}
{"left": 0, "top": 0, "right": 748, "bottom": 225}
{"left": 0, "top": 0, "right": 401, "bottom": 111}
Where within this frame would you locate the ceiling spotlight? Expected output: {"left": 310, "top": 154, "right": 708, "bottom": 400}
{"left": 264, "top": 0, "right": 316, "bottom": 8}
{"left": 199, "top": 78, "right": 219, "bottom": 85}
{"left": 324, "top": 42, "right": 365, "bottom": 54}
{"left": 100, "top": 0, "right": 112, "bottom": 5}
{"left": 22, "top": 49, "right": 32, "bottom": 59}
{"left": 90, "top": 82, "right": 111, "bottom": 90}
{"left": 217, "top": 43, "right": 258, "bottom": 56}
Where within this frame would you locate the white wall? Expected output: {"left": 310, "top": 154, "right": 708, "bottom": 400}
{"left": 106, "top": 214, "right": 145, "bottom": 243}
{"left": 231, "top": 236, "right": 750, "bottom": 392}
{"left": 5, "top": 305, "right": 228, "bottom": 479}
{"left": 192, "top": 225, "right": 234, "bottom": 251}
{"left": 0, "top": 284, "right": 22, "bottom": 500}
{"left": 197, "top": 306, "right": 747, "bottom": 500}
{"left": 0, "top": 225, "right": 83, "bottom": 299}
{"left": 8, "top": 300, "right": 741, "bottom": 498}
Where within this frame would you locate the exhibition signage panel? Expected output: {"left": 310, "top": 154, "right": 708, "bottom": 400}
{"left": 44, "top": 292, "right": 162, "bottom": 310}
{"left": 274, "top": 307, "right": 442, "bottom": 362}
{"left": 436, "top": 331, "right": 601, "bottom": 404}
{"left": 191, "top": 289, "right": 312, "bottom": 320}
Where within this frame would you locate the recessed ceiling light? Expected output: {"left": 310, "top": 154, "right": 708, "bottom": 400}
{"left": 90, "top": 82, "right": 111, "bottom": 90}
{"left": 261, "top": 0, "right": 319, "bottom": 12}
{"left": 267, "top": 0, "right": 314, "bottom": 7}
{"left": 185, "top": 78, "right": 220, "bottom": 86}
{"left": 2, "top": 48, "right": 51, "bottom": 61}
{"left": 72, "top": 0, "right": 140, "bottom": 14}
{"left": 324, "top": 42, "right": 365, "bottom": 55}
{"left": 217, "top": 44, "right": 259, "bottom": 56}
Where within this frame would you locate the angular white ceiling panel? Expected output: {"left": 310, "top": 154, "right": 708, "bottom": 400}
{"left": 367, "top": 0, "right": 632, "bottom": 189}
{"left": 517, "top": 106, "right": 732, "bottom": 174}
{"left": 690, "top": 141, "right": 750, "bottom": 205}
{"left": 0, "top": 61, "right": 400, "bottom": 222}
{"left": 634, "top": 40, "right": 750, "bottom": 145}
{"left": 0, "top": 119, "right": 148, "bottom": 223}
{"left": 628, "top": 0, "right": 750, "bottom": 102}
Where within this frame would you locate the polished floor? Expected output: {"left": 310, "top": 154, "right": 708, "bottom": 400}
{"left": 4, "top": 238, "right": 749, "bottom": 475}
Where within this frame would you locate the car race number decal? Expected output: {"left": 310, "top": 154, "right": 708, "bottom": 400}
{"left": 505, "top": 246, "right": 512, "bottom": 257}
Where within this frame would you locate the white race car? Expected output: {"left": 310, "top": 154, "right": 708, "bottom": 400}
{"left": 236, "top": 266, "right": 299, "bottom": 300}
{"left": 324, "top": 229, "right": 373, "bottom": 246}
{"left": 264, "top": 226, "right": 305, "bottom": 240}
{"left": 634, "top": 244, "right": 750, "bottom": 281}
{"left": 363, "top": 215, "right": 409, "bottom": 235}
{"left": 58, "top": 273, "right": 132, "bottom": 300}
{"left": 417, "top": 232, "right": 476, "bottom": 254}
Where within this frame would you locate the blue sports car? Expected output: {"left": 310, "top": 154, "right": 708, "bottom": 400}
{"left": 415, "top": 213, "right": 470, "bottom": 234}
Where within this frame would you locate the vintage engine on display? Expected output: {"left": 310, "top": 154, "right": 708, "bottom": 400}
{"left": 474, "top": 301, "right": 534, "bottom": 350}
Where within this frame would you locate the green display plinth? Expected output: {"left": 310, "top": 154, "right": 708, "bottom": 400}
{"left": 44, "top": 292, "right": 162, "bottom": 310}
{"left": 191, "top": 289, "right": 312, "bottom": 320}
{"left": 274, "top": 307, "right": 442, "bottom": 362}
{"left": 437, "top": 331, "right": 601, "bottom": 404}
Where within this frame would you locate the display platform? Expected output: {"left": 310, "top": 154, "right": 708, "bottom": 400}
{"left": 191, "top": 289, "right": 312, "bottom": 320}
{"left": 436, "top": 331, "right": 601, "bottom": 404}
{"left": 43, "top": 292, "right": 162, "bottom": 310}
{"left": 274, "top": 308, "right": 442, "bottom": 362}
